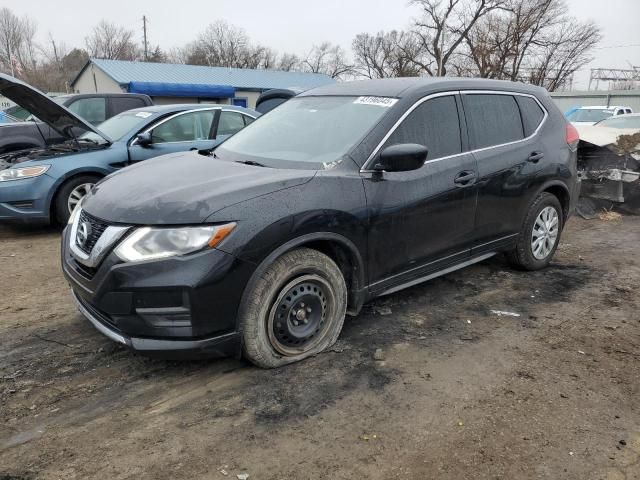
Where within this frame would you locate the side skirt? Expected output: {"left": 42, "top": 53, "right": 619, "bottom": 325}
{"left": 375, "top": 252, "right": 497, "bottom": 297}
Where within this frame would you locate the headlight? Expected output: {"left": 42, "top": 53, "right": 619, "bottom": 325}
{"left": 114, "top": 223, "right": 236, "bottom": 262}
{"left": 0, "top": 165, "right": 50, "bottom": 182}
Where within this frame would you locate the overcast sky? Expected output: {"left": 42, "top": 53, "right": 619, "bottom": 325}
{"left": 7, "top": 0, "right": 640, "bottom": 89}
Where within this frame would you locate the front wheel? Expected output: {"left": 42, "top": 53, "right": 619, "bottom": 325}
{"left": 507, "top": 192, "right": 564, "bottom": 270}
{"left": 239, "top": 248, "right": 347, "bottom": 368}
{"left": 54, "top": 175, "right": 101, "bottom": 224}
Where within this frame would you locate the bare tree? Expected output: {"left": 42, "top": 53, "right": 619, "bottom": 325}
{"left": 277, "top": 52, "right": 301, "bottom": 72}
{"left": 190, "top": 20, "right": 251, "bottom": 67}
{"left": 525, "top": 19, "right": 600, "bottom": 90}
{"left": 410, "top": 0, "right": 506, "bottom": 76}
{"left": 0, "top": 8, "right": 38, "bottom": 77}
{"left": 304, "top": 42, "right": 353, "bottom": 79}
{"left": 85, "top": 20, "right": 139, "bottom": 60}
{"left": 352, "top": 30, "right": 422, "bottom": 78}
{"left": 462, "top": 0, "right": 601, "bottom": 90}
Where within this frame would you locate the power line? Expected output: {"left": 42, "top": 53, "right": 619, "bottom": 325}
{"left": 593, "top": 43, "right": 640, "bottom": 50}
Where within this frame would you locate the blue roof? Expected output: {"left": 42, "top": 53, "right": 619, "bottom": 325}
{"left": 74, "top": 59, "right": 336, "bottom": 92}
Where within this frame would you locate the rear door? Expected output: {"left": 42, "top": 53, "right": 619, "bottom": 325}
{"left": 128, "top": 109, "right": 218, "bottom": 163}
{"left": 461, "top": 91, "right": 547, "bottom": 254}
{"left": 363, "top": 93, "right": 478, "bottom": 293}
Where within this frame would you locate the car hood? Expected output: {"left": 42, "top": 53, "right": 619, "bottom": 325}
{"left": 82, "top": 151, "right": 316, "bottom": 224}
{"left": 0, "top": 73, "right": 110, "bottom": 143}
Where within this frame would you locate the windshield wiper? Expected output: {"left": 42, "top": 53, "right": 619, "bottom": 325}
{"left": 75, "top": 138, "right": 100, "bottom": 145}
{"left": 234, "top": 160, "right": 267, "bottom": 167}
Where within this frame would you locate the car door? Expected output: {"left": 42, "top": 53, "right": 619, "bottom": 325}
{"left": 128, "top": 109, "right": 218, "bottom": 163}
{"left": 461, "top": 92, "right": 546, "bottom": 254}
{"left": 363, "top": 93, "right": 478, "bottom": 293}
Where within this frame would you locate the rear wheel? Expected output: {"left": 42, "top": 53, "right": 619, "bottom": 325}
{"left": 239, "top": 248, "right": 347, "bottom": 368}
{"left": 507, "top": 192, "right": 563, "bottom": 270}
{"left": 53, "top": 175, "right": 100, "bottom": 224}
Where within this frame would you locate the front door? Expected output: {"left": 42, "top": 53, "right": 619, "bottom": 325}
{"left": 128, "top": 110, "right": 218, "bottom": 163}
{"left": 363, "top": 94, "right": 478, "bottom": 294}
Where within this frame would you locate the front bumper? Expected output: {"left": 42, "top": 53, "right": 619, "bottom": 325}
{"left": 61, "top": 223, "right": 255, "bottom": 358}
{"left": 72, "top": 290, "right": 241, "bottom": 358}
{"left": 0, "top": 174, "right": 54, "bottom": 224}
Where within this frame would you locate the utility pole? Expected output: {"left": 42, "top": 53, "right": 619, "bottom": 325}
{"left": 142, "top": 15, "right": 148, "bottom": 61}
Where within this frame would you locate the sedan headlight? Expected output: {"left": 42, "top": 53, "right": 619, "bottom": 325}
{"left": 0, "top": 165, "right": 50, "bottom": 182}
{"left": 114, "top": 223, "right": 236, "bottom": 262}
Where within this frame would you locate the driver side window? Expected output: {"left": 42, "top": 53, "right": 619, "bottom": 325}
{"left": 151, "top": 111, "right": 215, "bottom": 143}
{"left": 383, "top": 95, "right": 462, "bottom": 161}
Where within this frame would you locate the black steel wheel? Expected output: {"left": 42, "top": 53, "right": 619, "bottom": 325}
{"left": 268, "top": 275, "right": 333, "bottom": 355}
{"left": 239, "top": 248, "right": 347, "bottom": 368}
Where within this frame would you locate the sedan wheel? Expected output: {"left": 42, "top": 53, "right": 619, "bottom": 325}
{"left": 67, "top": 183, "right": 95, "bottom": 214}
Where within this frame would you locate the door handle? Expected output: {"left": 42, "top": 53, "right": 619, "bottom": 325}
{"left": 528, "top": 151, "right": 544, "bottom": 163}
{"left": 454, "top": 171, "right": 477, "bottom": 187}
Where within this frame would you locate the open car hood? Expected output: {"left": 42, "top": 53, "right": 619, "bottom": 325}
{"left": 0, "top": 73, "right": 111, "bottom": 143}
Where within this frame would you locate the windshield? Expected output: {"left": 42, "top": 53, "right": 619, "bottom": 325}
{"left": 80, "top": 111, "right": 154, "bottom": 143}
{"left": 596, "top": 115, "right": 640, "bottom": 129}
{"left": 568, "top": 108, "right": 614, "bottom": 123}
{"left": 217, "top": 96, "right": 395, "bottom": 166}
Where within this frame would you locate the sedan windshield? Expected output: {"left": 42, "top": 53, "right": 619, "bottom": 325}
{"left": 568, "top": 108, "right": 615, "bottom": 123}
{"left": 81, "top": 111, "right": 154, "bottom": 143}
{"left": 596, "top": 115, "right": 640, "bottom": 129}
{"left": 217, "top": 96, "right": 396, "bottom": 166}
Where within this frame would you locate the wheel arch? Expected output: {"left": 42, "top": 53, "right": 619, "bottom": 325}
{"left": 538, "top": 181, "right": 571, "bottom": 221}
{"left": 48, "top": 169, "right": 106, "bottom": 221}
{"left": 241, "top": 232, "right": 367, "bottom": 317}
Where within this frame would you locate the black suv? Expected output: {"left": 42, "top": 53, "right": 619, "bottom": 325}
{"left": 0, "top": 93, "right": 152, "bottom": 154}
{"left": 62, "top": 78, "right": 580, "bottom": 368}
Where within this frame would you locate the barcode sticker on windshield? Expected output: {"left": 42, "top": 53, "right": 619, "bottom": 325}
{"left": 354, "top": 96, "right": 398, "bottom": 108}
{"left": 135, "top": 112, "right": 152, "bottom": 118}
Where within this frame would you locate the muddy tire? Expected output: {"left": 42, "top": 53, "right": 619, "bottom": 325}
{"left": 507, "top": 192, "right": 563, "bottom": 271}
{"left": 54, "top": 175, "right": 101, "bottom": 224}
{"left": 239, "top": 248, "right": 347, "bottom": 368}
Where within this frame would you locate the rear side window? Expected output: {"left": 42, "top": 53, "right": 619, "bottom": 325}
{"left": 384, "top": 95, "right": 461, "bottom": 160}
{"left": 463, "top": 94, "right": 523, "bottom": 149}
{"left": 110, "top": 97, "right": 147, "bottom": 116}
{"left": 68, "top": 98, "right": 106, "bottom": 125}
{"left": 217, "top": 111, "right": 246, "bottom": 136}
{"left": 516, "top": 96, "right": 545, "bottom": 137}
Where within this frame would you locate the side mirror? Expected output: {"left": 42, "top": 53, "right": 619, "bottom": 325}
{"left": 136, "top": 132, "right": 152, "bottom": 147}
{"left": 373, "top": 143, "right": 428, "bottom": 172}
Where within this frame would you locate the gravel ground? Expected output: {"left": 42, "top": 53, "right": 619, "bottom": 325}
{"left": 0, "top": 216, "right": 639, "bottom": 480}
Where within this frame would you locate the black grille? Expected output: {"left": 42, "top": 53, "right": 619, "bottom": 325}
{"left": 76, "top": 210, "right": 109, "bottom": 255}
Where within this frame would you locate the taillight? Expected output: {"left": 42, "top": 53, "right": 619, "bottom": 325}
{"left": 566, "top": 123, "right": 579, "bottom": 150}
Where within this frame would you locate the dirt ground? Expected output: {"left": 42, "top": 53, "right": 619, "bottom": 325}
{"left": 0, "top": 216, "right": 639, "bottom": 480}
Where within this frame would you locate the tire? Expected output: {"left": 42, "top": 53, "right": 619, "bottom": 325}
{"left": 239, "top": 248, "right": 347, "bottom": 368}
{"left": 507, "top": 192, "right": 564, "bottom": 271}
{"left": 53, "top": 175, "right": 101, "bottom": 224}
